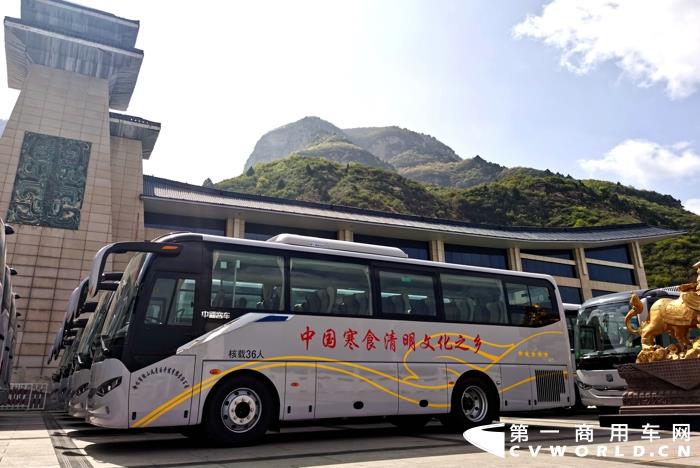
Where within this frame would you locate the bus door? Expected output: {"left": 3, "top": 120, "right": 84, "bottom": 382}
{"left": 126, "top": 268, "right": 201, "bottom": 427}
{"left": 128, "top": 271, "right": 201, "bottom": 368}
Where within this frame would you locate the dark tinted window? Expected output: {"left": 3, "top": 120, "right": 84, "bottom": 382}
{"left": 378, "top": 270, "right": 436, "bottom": 317}
{"left": 441, "top": 273, "right": 507, "bottom": 324}
{"left": 445, "top": 244, "right": 508, "bottom": 269}
{"left": 592, "top": 289, "right": 616, "bottom": 298}
{"left": 144, "top": 212, "right": 225, "bottom": 235}
{"left": 354, "top": 235, "right": 429, "bottom": 260}
{"left": 245, "top": 223, "right": 336, "bottom": 241}
{"left": 587, "top": 263, "right": 636, "bottom": 285}
{"left": 522, "top": 249, "right": 574, "bottom": 261}
{"left": 211, "top": 250, "right": 284, "bottom": 311}
{"left": 505, "top": 281, "right": 559, "bottom": 327}
{"left": 585, "top": 245, "right": 631, "bottom": 264}
{"left": 145, "top": 277, "right": 195, "bottom": 326}
{"left": 290, "top": 258, "right": 371, "bottom": 316}
{"left": 522, "top": 258, "right": 577, "bottom": 278}
{"left": 559, "top": 286, "right": 582, "bottom": 304}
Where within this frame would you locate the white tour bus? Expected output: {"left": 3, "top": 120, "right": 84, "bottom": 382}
{"left": 68, "top": 286, "right": 117, "bottom": 418}
{"left": 86, "top": 233, "right": 574, "bottom": 446}
{"left": 48, "top": 280, "right": 90, "bottom": 408}
{"left": 574, "top": 287, "right": 680, "bottom": 408}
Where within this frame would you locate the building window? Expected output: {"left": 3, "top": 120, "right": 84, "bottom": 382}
{"left": 585, "top": 245, "right": 631, "bottom": 264}
{"left": 354, "top": 234, "right": 429, "bottom": 260}
{"left": 245, "top": 223, "right": 336, "bottom": 241}
{"left": 592, "top": 289, "right": 617, "bottom": 298}
{"left": 444, "top": 244, "right": 508, "bottom": 269}
{"left": 558, "top": 286, "right": 582, "bottom": 304}
{"left": 587, "top": 263, "right": 636, "bottom": 285}
{"left": 521, "top": 249, "right": 574, "bottom": 261}
{"left": 522, "top": 258, "right": 577, "bottom": 278}
{"left": 144, "top": 212, "right": 225, "bottom": 235}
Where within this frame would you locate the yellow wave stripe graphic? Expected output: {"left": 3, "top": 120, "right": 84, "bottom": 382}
{"left": 402, "top": 330, "right": 563, "bottom": 379}
{"left": 132, "top": 330, "right": 564, "bottom": 428}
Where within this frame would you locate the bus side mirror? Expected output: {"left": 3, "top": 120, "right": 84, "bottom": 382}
{"left": 99, "top": 282, "right": 118, "bottom": 291}
{"left": 88, "top": 242, "right": 182, "bottom": 297}
{"left": 81, "top": 301, "right": 98, "bottom": 314}
{"left": 102, "top": 272, "right": 123, "bottom": 282}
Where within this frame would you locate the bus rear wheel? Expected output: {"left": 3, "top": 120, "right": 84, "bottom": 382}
{"left": 441, "top": 375, "right": 498, "bottom": 431}
{"left": 203, "top": 375, "right": 272, "bottom": 446}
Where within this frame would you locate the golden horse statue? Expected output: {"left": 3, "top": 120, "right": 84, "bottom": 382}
{"left": 625, "top": 261, "right": 700, "bottom": 349}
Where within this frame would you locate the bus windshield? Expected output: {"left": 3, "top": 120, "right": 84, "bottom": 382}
{"left": 100, "top": 254, "right": 147, "bottom": 346}
{"left": 575, "top": 300, "right": 640, "bottom": 359}
{"left": 77, "top": 291, "right": 113, "bottom": 361}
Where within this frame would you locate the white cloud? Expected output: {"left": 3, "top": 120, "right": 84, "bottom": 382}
{"left": 578, "top": 139, "right": 700, "bottom": 188}
{"left": 685, "top": 199, "right": 700, "bottom": 215}
{"left": 513, "top": 0, "right": 700, "bottom": 99}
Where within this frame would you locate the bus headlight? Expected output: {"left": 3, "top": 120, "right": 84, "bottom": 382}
{"left": 74, "top": 383, "right": 89, "bottom": 397}
{"left": 95, "top": 377, "right": 122, "bottom": 397}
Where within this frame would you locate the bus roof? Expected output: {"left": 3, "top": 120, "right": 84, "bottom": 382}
{"left": 151, "top": 232, "right": 562, "bottom": 287}
{"left": 581, "top": 287, "right": 680, "bottom": 308}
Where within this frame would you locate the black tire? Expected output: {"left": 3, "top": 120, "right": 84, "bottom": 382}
{"left": 388, "top": 415, "right": 431, "bottom": 431}
{"left": 202, "top": 375, "right": 273, "bottom": 446}
{"left": 441, "top": 375, "right": 499, "bottom": 432}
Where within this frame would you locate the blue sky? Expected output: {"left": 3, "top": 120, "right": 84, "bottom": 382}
{"left": 0, "top": 0, "right": 698, "bottom": 213}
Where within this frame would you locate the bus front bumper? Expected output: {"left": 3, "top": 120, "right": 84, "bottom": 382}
{"left": 67, "top": 369, "right": 91, "bottom": 419}
{"left": 576, "top": 370, "right": 625, "bottom": 407}
{"left": 86, "top": 359, "right": 129, "bottom": 429}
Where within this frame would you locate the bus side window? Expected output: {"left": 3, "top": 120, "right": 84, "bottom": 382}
{"left": 290, "top": 258, "right": 372, "bottom": 316}
{"left": 211, "top": 250, "right": 284, "bottom": 311}
{"left": 505, "top": 282, "right": 559, "bottom": 327}
{"left": 441, "top": 273, "right": 506, "bottom": 324}
{"left": 377, "top": 270, "right": 436, "bottom": 317}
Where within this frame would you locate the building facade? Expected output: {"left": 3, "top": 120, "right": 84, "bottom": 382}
{"left": 0, "top": 1, "right": 684, "bottom": 382}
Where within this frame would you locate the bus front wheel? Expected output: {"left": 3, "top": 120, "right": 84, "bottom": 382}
{"left": 203, "top": 375, "right": 273, "bottom": 446}
{"left": 441, "top": 375, "right": 498, "bottom": 431}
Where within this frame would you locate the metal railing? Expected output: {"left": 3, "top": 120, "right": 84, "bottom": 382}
{"left": 0, "top": 383, "right": 47, "bottom": 410}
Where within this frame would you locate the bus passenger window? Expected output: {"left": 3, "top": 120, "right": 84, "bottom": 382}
{"left": 505, "top": 282, "right": 559, "bottom": 327}
{"left": 378, "top": 271, "right": 436, "bottom": 317}
{"left": 290, "top": 258, "right": 371, "bottom": 316}
{"left": 441, "top": 274, "right": 507, "bottom": 324}
{"left": 211, "top": 250, "right": 284, "bottom": 311}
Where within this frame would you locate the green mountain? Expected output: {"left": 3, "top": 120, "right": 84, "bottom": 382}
{"left": 217, "top": 156, "right": 700, "bottom": 288}
{"left": 293, "top": 135, "right": 392, "bottom": 170}
{"left": 343, "top": 126, "right": 461, "bottom": 169}
{"left": 244, "top": 116, "right": 346, "bottom": 170}
{"left": 243, "top": 116, "right": 585, "bottom": 190}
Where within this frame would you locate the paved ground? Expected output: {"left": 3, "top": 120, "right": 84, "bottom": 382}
{"left": 1, "top": 410, "right": 700, "bottom": 467}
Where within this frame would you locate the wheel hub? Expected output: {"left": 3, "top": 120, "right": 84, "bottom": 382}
{"left": 221, "top": 388, "right": 261, "bottom": 432}
{"left": 461, "top": 385, "right": 488, "bottom": 422}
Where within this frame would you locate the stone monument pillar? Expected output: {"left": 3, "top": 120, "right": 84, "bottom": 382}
{"left": 0, "top": 0, "right": 160, "bottom": 381}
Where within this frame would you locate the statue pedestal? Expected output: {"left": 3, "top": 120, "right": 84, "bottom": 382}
{"left": 599, "top": 361, "right": 700, "bottom": 430}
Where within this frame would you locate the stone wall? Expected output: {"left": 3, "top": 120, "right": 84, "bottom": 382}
{"left": 0, "top": 64, "right": 114, "bottom": 381}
